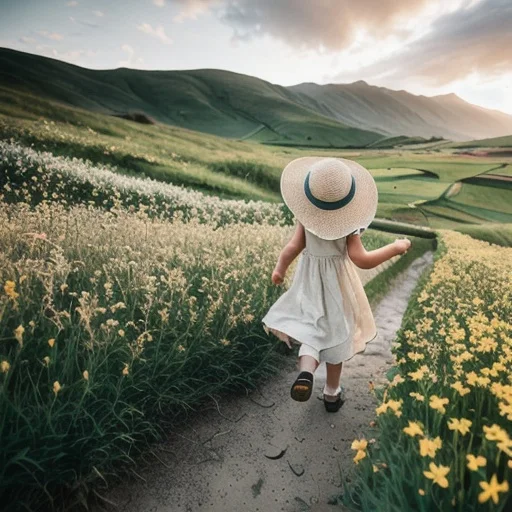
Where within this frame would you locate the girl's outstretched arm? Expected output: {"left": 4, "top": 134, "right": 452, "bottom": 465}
{"left": 272, "top": 222, "right": 306, "bottom": 285}
{"left": 347, "top": 232, "right": 411, "bottom": 269}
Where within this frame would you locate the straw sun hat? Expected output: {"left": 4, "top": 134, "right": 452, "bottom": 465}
{"left": 281, "top": 157, "right": 378, "bottom": 240}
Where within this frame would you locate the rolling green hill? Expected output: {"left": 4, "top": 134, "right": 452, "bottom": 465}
{"left": 1, "top": 84, "right": 510, "bottom": 236}
{"left": 289, "top": 82, "right": 512, "bottom": 141}
{"left": 3, "top": 48, "right": 512, "bottom": 147}
{"left": 0, "top": 47, "right": 381, "bottom": 148}
{"left": 452, "top": 134, "right": 512, "bottom": 148}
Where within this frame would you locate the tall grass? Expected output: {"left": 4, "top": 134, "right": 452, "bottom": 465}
{"left": 0, "top": 141, "right": 400, "bottom": 511}
{"left": 0, "top": 201, "right": 289, "bottom": 511}
{"left": 341, "top": 231, "right": 512, "bottom": 511}
{"left": 0, "top": 140, "right": 290, "bottom": 227}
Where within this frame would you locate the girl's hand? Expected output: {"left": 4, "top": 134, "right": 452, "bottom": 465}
{"left": 272, "top": 268, "right": 285, "bottom": 285}
{"left": 394, "top": 238, "right": 411, "bottom": 255}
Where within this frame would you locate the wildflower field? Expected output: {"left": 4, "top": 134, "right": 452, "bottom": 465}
{"left": 343, "top": 231, "right": 512, "bottom": 511}
{"left": 0, "top": 141, "right": 398, "bottom": 511}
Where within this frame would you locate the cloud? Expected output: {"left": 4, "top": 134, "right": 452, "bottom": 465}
{"left": 172, "top": 0, "right": 448, "bottom": 49}
{"left": 19, "top": 36, "right": 36, "bottom": 44}
{"left": 119, "top": 44, "right": 144, "bottom": 67}
{"left": 173, "top": 0, "right": 218, "bottom": 22}
{"left": 93, "top": 10, "right": 104, "bottom": 17}
{"left": 37, "top": 31, "right": 64, "bottom": 41}
{"left": 153, "top": 0, "right": 165, "bottom": 6}
{"left": 330, "top": 0, "right": 512, "bottom": 86}
{"left": 33, "top": 44, "right": 97, "bottom": 64}
{"left": 66, "top": 1, "right": 78, "bottom": 6}
{"left": 69, "top": 16, "right": 100, "bottom": 28}
{"left": 137, "top": 22, "right": 172, "bottom": 44}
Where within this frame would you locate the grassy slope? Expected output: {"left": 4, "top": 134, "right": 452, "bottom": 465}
{"left": 0, "top": 47, "right": 381, "bottom": 148}
{"left": 454, "top": 223, "right": 512, "bottom": 247}
{"left": 290, "top": 82, "right": 512, "bottom": 141}
{"left": 1, "top": 85, "right": 510, "bottom": 233}
{"left": 451, "top": 134, "right": 512, "bottom": 148}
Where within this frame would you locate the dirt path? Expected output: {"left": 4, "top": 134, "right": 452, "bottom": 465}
{"left": 100, "top": 252, "right": 433, "bottom": 512}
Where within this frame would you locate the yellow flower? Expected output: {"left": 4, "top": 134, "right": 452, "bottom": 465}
{"left": 497, "top": 440, "right": 512, "bottom": 457}
{"left": 403, "top": 421, "right": 424, "bottom": 437}
{"left": 478, "top": 474, "right": 509, "bottom": 505}
{"left": 14, "top": 325, "right": 25, "bottom": 346}
{"left": 408, "top": 352, "right": 425, "bottom": 362}
{"left": 1, "top": 360, "right": 10, "bottom": 373}
{"left": 376, "top": 402, "right": 388, "bottom": 415}
{"left": 387, "top": 399, "right": 403, "bottom": 417}
{"left": 177, "top": 344, "right": 186, "bottom": 352}
{"left": 419, "top": 437, "right": 442, "bottom": 458}
{"left": 351, "top": 439, "right": 368, "bottom": 451}
{"left": 83, "top": 370, "right": 89, "bottom": 381}
{"left": 409, "top": 392, "right": 425, "bottom": 402}
{"left": 53, "top": 381, "right": 61, "bottom": 395}
{"left": 220, "top": 338, "right": 230, "bottom": 346}
{"left": 48, "top": 338, "right": 55, "bottom": 348}
{"left": 372, "top": 464, "right": 379, "bottom": 473}
{"left": 466, "top": 454, "right": 487, "bottom": 471}
{"left": 447, "top": 418, "right": 472, "bottom": 436}
{"left": 483, "top": 424, "right": 509, "bottom": 443}
{"left": 122, "top": 364, "right": 129, "bottom": 376}
{"left": 118, "top": 329, "right": 125, "bottom": 337}
{"left": 423, "top": 462, "right": 450, "bottom": 488}
{"left": 43, "top": 356, "right": 50, "bottom": 366}
{"left": 409, "top": 369, "right": 425, "bottom": 381}
{"left": 429, "top": 395, "right": 449, "bottom": 414}
{"left": 451, "top": 381, "right": 470, "bottom": 396}
{"left": 4, "top": 280, "right": 19, "bottom": 300}
{"left": 353, "top": 450, "right": 366, "bottom": 464}
{"left": 466, "top": 371, "right": 478, "bottom": 386}
{"left": 418, "top": 489, "right": 425, "bottom": 496}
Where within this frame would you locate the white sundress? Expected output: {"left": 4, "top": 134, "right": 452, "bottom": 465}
{"left": 262, "top": 228, "right": 377, "bottom": 362}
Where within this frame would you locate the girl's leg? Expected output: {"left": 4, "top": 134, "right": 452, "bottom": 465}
{"left": 291, "top": 346, "right": 319, "bottom": 402}
{"left": 324, "top": 362, "right": 343, "bottom": 396}
{"left": 299, "top": 355, "right": 319, "bottom": 374}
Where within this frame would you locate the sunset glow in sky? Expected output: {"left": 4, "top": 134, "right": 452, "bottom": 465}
{"left": 1, "top": 0, "right": 511, "bottom": 114}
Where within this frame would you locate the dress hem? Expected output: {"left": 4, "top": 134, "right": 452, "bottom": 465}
{"left": 262, "top": 321, "right": 378, "bottom": 363}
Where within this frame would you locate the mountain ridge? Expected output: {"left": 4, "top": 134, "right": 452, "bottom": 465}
{"left": 1, "top": 47, "right": 511, "bottom": 144}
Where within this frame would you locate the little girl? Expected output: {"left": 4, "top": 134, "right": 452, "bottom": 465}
{"left": 262, "top": 157, "right": 411, "bottom": 412}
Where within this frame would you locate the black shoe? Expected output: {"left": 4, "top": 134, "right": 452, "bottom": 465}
{"left": 290, "top": 371, "right": 314, "bottom": 402}
{"left": 323, "top": 392, "right": 345, "bottom": 413}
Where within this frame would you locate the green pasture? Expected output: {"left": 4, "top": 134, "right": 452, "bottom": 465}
{"left": 485, "top": 164, "right": 512, "bottom": 177}
{"left": 419, "top": 178, "right": 512, "bottom": 227}
{"left": 0, "top": 86, "right": 511, "bottom": 233}
{"left": 452, "top": 134, "right": 512, "bottom": 148}
{"left": 454, "top": 223, "right": 512, "bottom": 247}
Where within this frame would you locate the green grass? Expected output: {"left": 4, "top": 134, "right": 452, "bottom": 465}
{"left": 0, "top": 48, "right": 382, "bottom": 148}
{"left": 367, "top": 136, "right": 443, "bottom": 149}
{"left": 485, "top": 164, "right": 512, "bottom": 177}
{"left": 450, "top": 181, "right": 512, "bottom": 214}
{"left": 370, "top": 168, "right": 427, "bottom": 179}
{"left": 1, "top": 85, "right": 511, "bottom": 232}
{"left": 452, "top": 134, "right": 512, "bottom": 148}
{"left": 339, "top": 231, "right": 512, "bottom": 511}
{"left": 454, "top": 223, "right": 512, "bottom": 247}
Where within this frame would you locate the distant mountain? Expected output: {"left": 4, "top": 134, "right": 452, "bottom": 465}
{"left": 290, "top": 81, "right": 512, "bottom": 141}
{"left": 2, "top": 47, "right": 512, "bottom": 145}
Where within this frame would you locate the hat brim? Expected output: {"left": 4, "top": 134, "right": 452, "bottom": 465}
{"left": 281, "top": 157, "right": 378, "bottom": 240}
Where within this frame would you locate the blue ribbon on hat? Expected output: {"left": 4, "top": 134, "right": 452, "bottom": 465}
{"left": 304, "top": 171, "right": 356, "bottom": 210}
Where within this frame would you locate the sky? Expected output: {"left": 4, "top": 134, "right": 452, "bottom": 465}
{"left": 1, "top": 0, "right": 511, "bottom": 114}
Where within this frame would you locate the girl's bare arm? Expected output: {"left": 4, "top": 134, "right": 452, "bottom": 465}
{"left": 347, "top": 233, "right": 411, "bottom": 269}
{"left": 272, "top": 222, "right": 306, "bottom": 285}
